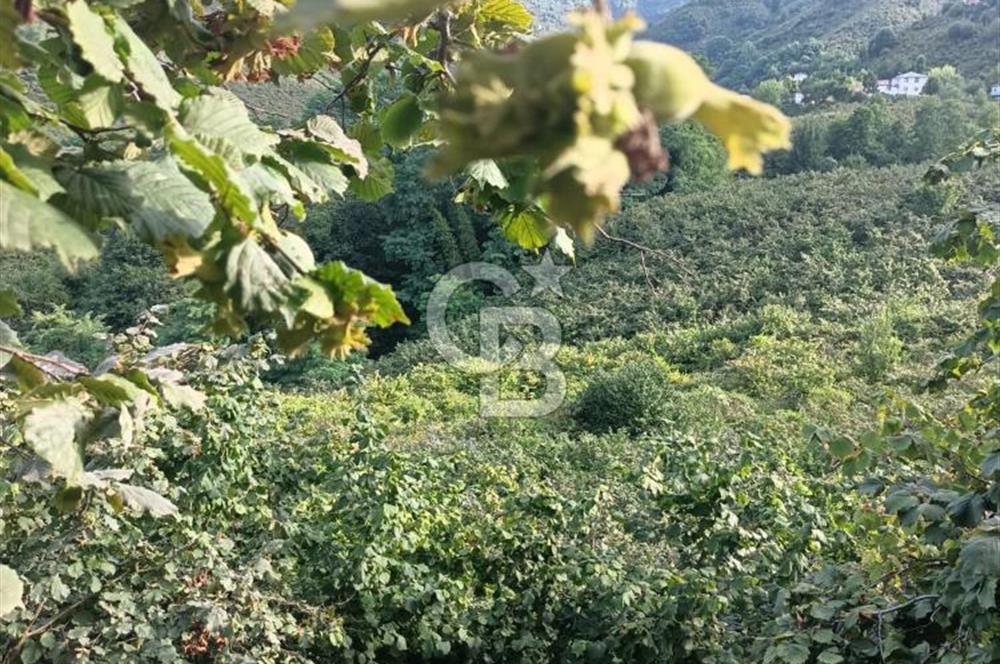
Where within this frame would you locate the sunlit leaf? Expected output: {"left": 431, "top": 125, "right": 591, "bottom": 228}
{"left": 0, "top": 565, "right": 24, "bottom": 617}
{"left": 180, "top": 89, "right": 279, "bottom": 163}
{"left": 499, "top": 206, "right": 553, "bottom": 249}
{"left": 116, "top": 484, "right": 179, "bottom": 517}
{"left": 66, "top": 0, "right": 124, "bottom": 83}
{"left": 22, "top": 400, "right": 89, "bottom": 481}
{"left": 166, "top": 125, "right": 258, "bottom": 223}
{"left": 110, "top": 15, "right": 181, "bottom": 111}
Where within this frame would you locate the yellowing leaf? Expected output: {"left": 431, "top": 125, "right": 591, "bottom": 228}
{"left": 625, "top": 40, "right": 790, "bottom": 175}
{"left": 478, "top": 0, "right": 532, "bottom": 32}
{"left": 499, "top": 206, "right": 554, "bottom": 249}
{"left": 626, "top": 41, "right": 710, "bottom": 123}
{"left": 693, "top": 86, "right": 791, "bottom": 175}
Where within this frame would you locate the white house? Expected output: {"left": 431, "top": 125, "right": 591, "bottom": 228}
{"left": 876, "top": 72, "right": 928, "bottom": 96}
{"left": 991, "top": 84, "right": 1000, "bottom": 100}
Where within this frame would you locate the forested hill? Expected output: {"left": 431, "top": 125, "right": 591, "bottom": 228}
{"left": 523, "top": 0, "right": 688, "bottom": 30}
{"left": 648, "top": 0, "right": 999, "bottom": 87}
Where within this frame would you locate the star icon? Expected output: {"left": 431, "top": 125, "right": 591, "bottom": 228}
{"left": 523, "top": 250, "right": 571, "bottom": 297}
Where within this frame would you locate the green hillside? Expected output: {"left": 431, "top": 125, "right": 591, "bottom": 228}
{"left": 865, "top": 0, "right": 1000, "bottom": 80}
{"left": 646, "top": 0, "right": 999, "bottom": 87}
{"left": 650, "top": 0, "right": 942, "bottom": 55}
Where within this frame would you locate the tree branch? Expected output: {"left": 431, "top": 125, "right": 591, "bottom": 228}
{"left": 0, "top": 345, "right": 89, "bottom": 378}
{"left": 433, "top": 10, "right": 456, "bottom": 85}
{"left": 595, "top": 225, "right": 696, "bottom": 279}
{"left": 875, "top": 594, "right": 940, "bottom": 663}
{"left": 324, "top": 39, "right": 389, "bottom": 113}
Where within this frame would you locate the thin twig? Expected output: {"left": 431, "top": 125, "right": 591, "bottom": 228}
{"left": 595, "top": 225, "right": 696, "bottom": 279}
{"left": 874, "top": 594, "right": 940, "bottom": 663}
{"left": 591, "top": 0, "right": 611, "bottom": 21}
{"left": 639, "top": 250, "right": 658, "bottom": 294}
{"left": 324, "top": 39, "right": 389, "bottom": 113}
{"left": 875, "top": 593, "right": 939, "bottom": 617}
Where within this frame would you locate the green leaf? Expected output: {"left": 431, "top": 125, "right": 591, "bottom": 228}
{"left": 947, "top": 492, "right": 985, "bottom": 527}
{"left": 380, "top": 93, "right": 424, "bottom": 148}
{"left": 270, "top": 27, "right": 336, "bottom": 78}
{"left": 110, "top": 15, "right": 181, "bottom": 111}
{"left": 776, "top": 642, "right": 810, "bottom": 664}
{"left": 349, "top": 157, "right": 394, "bottom": 202}
{"left": 9, "top": 356, "right": 46, "bottom": 391}
{"left": 0, "top": 2, "right": 20, "bottom": 69}
{"left": 238, "top": 162, "right": 305, "bottom": 216}
{"left": 311, "top": 260, "right": 408, "bottom": 327}
{"left": 57, "top": 165, "right": 134, "bottom": 219}
{"left": 224, "top": 239, "right": 291, "bottom": 314}
{"left": 982, "top": 450, "right": 1000, "bottom": 477}
{"left": 499, "top": 206, "right": 554, "bottom": 249}
{"left": 180, "top": 89, "right": 278, "bottom": 163}
{"left": 1, "top": 140, "right": 64, "bottom": 200}
{"left": 166, "top": 126, "right": 258, "bottom": 223}
{"left": 66, "top": 0, "right": 124, "bottom": 83}
{"left": 884, "top": 491, "right": 919, "bottom": 514}
{"left": 0, "top": 145, "right": 37, "bottom": 193}
{"left": 817, "top": 650, "right": 844, "bottom": 664}
{"left": 121, "top": 157, "right": 214, "bottom": 241}
{"left": 115, "top": 484, "right": 178, "bottom": 517}
{"left": 262, "top": 153, "right": 327, "bottom": 203}
{"left": 22, "top": 400, "right": 89, "bottom": 481}
{"left": 0, "top": 180, "right": 99, "bottom": 270}
{"left": 280, "top": 144, "right": 351, "bottom": 199}
{"left": 0, "top": 290, "right": 21, "bottom": 317}
{"left": 0, "top": 564, "right": 24, "bottom": 617}
{"left": 478, "top": 0, "right": 533, "bottom": 32}
{"left": 80, "top": 375, "right": 144, "bottom": 406}
{"left": 828, "top": 436, "right": 855, "bottom": 460}
{"left": 285, "top": 0, "right": 445, "bottom": 28}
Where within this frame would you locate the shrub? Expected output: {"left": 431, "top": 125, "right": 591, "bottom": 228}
{"left": 21, "top": 306, "right": 110, "bottom": 369}
{"left": 573, "top": 361, "right": 671, "bottom": 433}
{"left": 856, "top": 308, "right": 904, "bottom": 379}
{"left": 727, "top": 335, "right": 836, "bottom": 408}
{"left": 0, "top": 251, "right": 70, "bottom": 315}
{"left": 947, "top": 20, "right": 976, "bottom": 42}
{"left": 155, "top": 297, "right": 219, "bottom": 345}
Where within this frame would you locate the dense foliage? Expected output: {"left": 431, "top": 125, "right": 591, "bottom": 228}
{"left": 1, "top": 0, "right": 998, "bottom": 661}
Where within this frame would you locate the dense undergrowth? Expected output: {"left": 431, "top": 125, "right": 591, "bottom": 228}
{"left": 3, "top": 152, "right": 997, "bottom": 661}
